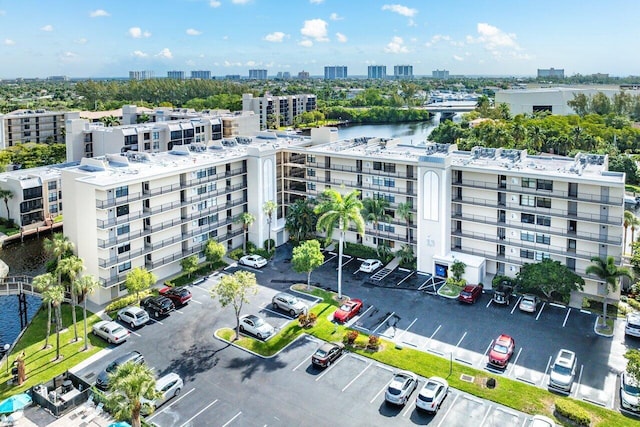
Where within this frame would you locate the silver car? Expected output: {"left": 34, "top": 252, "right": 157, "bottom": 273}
{"left": 117, "top": 306, "right": 150, "bottom": 328}
{"left": 142, "top": 372, "right": 184, "bottom": 414}
{"left": 415, "top": 376, "right": 448, "bottom": 413}
{"left": 519, "top": 294, "right": 539, "bottom": 313}
{"left": 92, "top": 320, "right": 130, "bottom": 344}
{"left": 272, "top": 292, "right": 307, "bottom": 316}
{"left": 239, "top": 314, "right": 275, "bottom": 340}
{"left": 548, "top": 349, "right": 576, "bottom": 393}
{"left": 621, "top": 371, "right": 640, "bottom": 412}
{"left": 384, "top": 370, "right": 418, "bottom": 406}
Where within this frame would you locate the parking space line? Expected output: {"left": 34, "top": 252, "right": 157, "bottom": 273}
{"left": 485, "top": 299, "right": 492, "bottom": 308}
{"left": 375, "top": 363, "right": 394, "bottom": 373}
{"left": 507, "top": 348, "right": 522, "bottom": 377}
{"left": 149, "top": 319, "right": 164, "bottom": 325}
{"left": 540, "top": 355, "right": 552, "bottom": 387}
{"left": 292, "top": 354, "right": 312, "bottom": 372}
{"left": 455, "top": 331, "right": 467, "bottom": 348}
{"left": 259, "top": 304, "right": 294, "bottom": 320}
{"left": 477, "top": 342, "right": 492, "bottom": 368}
{"left": 179, "top": 398, "right": 218, "bottom": 427}
{"left": 174, "top": 309, "right": 184, "bottom": 315}
{"left": 349, "top": 305, "right": 374, "bottom": 328}
{"left": 339, "top": 257, "right": 355, "bottom": 269}
{"left": 402, "top": 398, "right": 414, "bottom": 417}
{"left": 549, "top": 302, "right": 565, "bottom": 309}
{"left": 535, "top": 302, "right": 545, "bottom": 320}
{"left": 511, "top": 297, "right": 521, "bottom": 314}
{"left": 479, "top": 404, "right": 493, "bottom": 427}
{"left": 572, "top": 365, "right": 584, "bottom": 398}
{"left": 562, "top": 308, "right": 572, "bottom": 327}
{"left": 423, "top": 325, "right": 442, "bottom": 349}
{"left": 370, "top": 379, "right": 393, "bottom": 404}
{"left": 394, "top": 318, "right": 417, "bottom": 342}
{"left": 128, "top": 329, "right": 141, "bottom": 337}
{"left": 396, "top": 271, "right": 415, "bottom": 287}
{"left": 147, "top": 388, "right": 196, "bottom": 421}
{"left": 322, "top": 254, "right": 337, "bottom": 265}
{"left": 371, "top": 311, "right": 395, "bottom": 335}
{"left": 437, "top": 393, "right": 459, "bottom": 427}
{"left": 191, "top": 299, "right": 203, "bottom": 305}
{"left": 222, "top": 411, "right": 242, "bottom": 427}
{"left": 315, "top": 352, "right": 348, "bottom": 381}
{"left": 342, "top": 362, "right": 372, "bottom": 392}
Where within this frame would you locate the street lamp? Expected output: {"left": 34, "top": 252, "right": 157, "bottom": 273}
{"left": 3, "top": 344, "right": 9, "bottom": 374}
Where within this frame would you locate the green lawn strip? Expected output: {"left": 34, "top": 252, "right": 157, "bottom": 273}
{"left": 438, "top": 282, "right": 462, "bottom": 298}
{"left": 0, "top": 305, "right": 109, "bottom": 400}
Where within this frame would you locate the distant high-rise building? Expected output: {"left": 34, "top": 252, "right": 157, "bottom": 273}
{"left": 191, "top": 70, "right": 211, "bottom": 79}
{"left": 47, "top": 76, "right": 69, "bottom": 82}
{"left": 225, "top": 75, "right": 241, "bottom": 80}
{"left": 129, "top": 70, "right": 154, "bottom": 80}
{"left": 276, "top": 71, "right": 291, "bottom": 79}
{"left": 368, "top": 66, "right": 387, "bottom": 79}
{"left": 537, "top": 68, "right": 565, "bottom": 79}
{"left": 248, "top": 69, "right": 268, "bottom": 80}
{"left": 297, "top": 70, "right": 310, "bottom": 79}
{"left": 432, "top": 69, "right": 450, "bottom": 79}
{"left": 167, "top": 71, "right": 186, "bottom": 80}
{"left": 243, "top": 93, "right": 316, "bottom": 130}
{"left": 394, "top": 65, "right": 413, "bottom": 79}
{"left": 324, "top": 66, "right": 348, "bottom": 80}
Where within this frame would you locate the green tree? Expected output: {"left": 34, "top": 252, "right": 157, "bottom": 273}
{"left": 58, "top": 255, "right": 84, "bottom": 342}
{"left": 568, "top": 93, "right": 590, "bottom": 117}
{"left": 361, "top": 197, "right": 391, "bottom": 251}
{"left": 42, "top": 282, "right": 65, "bottom": 361}
{"left": 236, "top": 212, "right": 256, "bottom": 254}
{"left": 74, "top": 275, "right": 99, "bottom": 351}
{"left": 516, "top": 258, "right": 585, "bottom": 303}
{"left": 585, "top": 256, "right": 632, "bottom": 325}
{"left": 125, "top": 267, "right": 157, "bottom": 303}
{"left": 180, "top": 255, "right": 199, "bottom": 278}
{"left": 625, "top": 349, "right": 640, "bottom": 385}
{"left": 263, "top": 200, "right": 277, "bottom": 253}
{"left": 624, "top": 210, "right": 635, "bottom": 253}
{"left": 32, "top": 272, "right": 56, "bottom": 349}
{"left": 101, "top": 115, "right": 120, "bottom": 127}
{"left": 0, "top": 188, "right": 13, "bottom": 222}
{"left": 205, "top": 239, "right": 226, "bottom": 267}
{"left": 396, "top": 244, "right": 416, "bottom": 267}
{"left": 285, "top": 198, "right": 317, "bottom": 243}
{"left": 106, "top": 362, "right": 161, "bottom": 427}
{"left": 44, "top": 233, "right": 74, "bottom": 330}
{"left": 396, "top": 202, "right": 413, "bottom": 242}
{"left": 631, "top": 215, "right": 640, "bottom": 244}
{"left": 210, "top": 270, "right": 258, "bottom": 339}
{"left": 315, "top": 189, "right": 365, "bottom": 298}
{"left": 292, "top": 239, "right": 325, "bottom": 290}
{"left": 608, "top": 155, "right": 639, "bottom": 185}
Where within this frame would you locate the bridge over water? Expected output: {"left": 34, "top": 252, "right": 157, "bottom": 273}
{"left": 422, "top": 101, "right": 477, "bottom": 113}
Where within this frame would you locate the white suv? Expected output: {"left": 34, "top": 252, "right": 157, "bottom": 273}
{"left": 548, "top": 349, "right": 577, "bottom": 392}
{"left": 272, "top": 292, "right": 307, "bottom": 316}
{"left": 625, "top": 313, "right": 640, "bottom": 338}
{"left": 117, "top": 306, "right": 150, "bottom": 328}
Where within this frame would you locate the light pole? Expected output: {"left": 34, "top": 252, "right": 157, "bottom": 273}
{"left": 3, "top": 343, "right": 10, "bottom": 374}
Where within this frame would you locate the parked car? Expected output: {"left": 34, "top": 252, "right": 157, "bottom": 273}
{"left": 272, "top": 292, "right": 307, "bottom": 316}
{"left": 620, "top": 371, "right": 640, "bottom": 412}
{"left": 359, "top": 259, "right": 382, "bottom": 273}
{"left": 531, "top": 415, "right": 556, "bottom": 427}
{"left": 492, "top": 284, "right": 513, "bottom": 305}
{"left": 518, "top": 294, "right": 539, "bottom": 313}
{"left": 159, "top": 286, "right": 192, "bottom": 306}
{"left": 333, "top": 298, "right": 363, "bottom": 323}
{"left": 311, "top": 342, "right": 345, "bottom": 368}
{"left": 141, "top": 372, "right": 184, "bottom": 414}
{"left": 385, "top": 370, "right": 418, "bottom": 406}
{"left": 238, "top": 254, "right": 267, "bottom": 268}
{"left": 458, "top": 284, "right": 483, "bottom": 304}
{"left": 548, "top": 349, "right": 577, "bottom": 392}
{"left": 117, "top": 306, "right": 150, "bottom": 329}
{"left": 92, "top": 320, "right": 130, "bottom": 344}
{"left": 239, "top": 314, "right": 275, "bottom": 340}
{"left": 415, "top": 376, "right": 448, "bottom": 413}
{"left": 625, "top": 313, "right": 640, "bottom": 338}
{"left": 96, "top": 351, "right": 145, "bottom": 390}
{"left": 140, "top": 295, "right": 175, "bottom": 318}
{"left": 488, "top": 334, "right": 515, "bottom": 368}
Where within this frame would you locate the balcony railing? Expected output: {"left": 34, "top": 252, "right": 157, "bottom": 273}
{"left": 305, "top": 176, "right": 417, "bottom": 197}
{"left": 307, "top": 161, "right": 417, "bottom": 180}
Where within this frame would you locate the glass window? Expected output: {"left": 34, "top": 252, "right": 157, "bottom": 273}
{"left": 117, "top": 243, "right": 131, "bottom": 254}
{"left": 536, "top": 234, "right": 550, "bottom": 245}
{"left": 521, "top": 178, "right": 536, "bottom": 188}
{"left": 536, "top": 215, "right": 551, "bottom": 226}
{"left": 47, "top": 181, "right": 57, "bottom": 190}
{"left": 116, "top": 205, "right": 129, "bottom": 217}
{"left": 535, "top": 251, "right": 551, "bottom": 261}
{"left": 115, "top": 186, "right": 128, "bottom": 198}
{"left": 520, "top": 249, "right": 534, "bottom": 259}
{"left": 117, "top": 224, "right": 130, "bottom": 235}
{"left": 520, "top": 195, "right": 535, "bottom": 206}
{"left": 307, "top": 169, "right": 316, "bottom": 177}
{"left": 536, "top": 197, "right": 551, "bottom": 208}
{"left": 537, "top": 179, "right": 553, "bottom": 191}
{"left": 118, "top": 261, "right": 132, "bottom": 273}
{"left": 521, "top": 213, "right": 535, "bottom": 224}
{"left": 520, "top": 232, "right": 534, "bottom": 242}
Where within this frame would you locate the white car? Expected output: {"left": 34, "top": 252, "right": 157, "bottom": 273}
{"left": 117, "top": 306, "right": 150, "bottom": 329}
{"left": 518, "top": 294, "right": 539, "bottom": 313}
{"left": 625, "top": 313, "right": 640, "bottom": 338}
{"left": 548, "top": 349, "right": 576, "bottom": 392}
{"left": 141, "top": 372, "right": 184, "bottom": 414}
{"left": 359, "top": 259, "right": 383, "bottom": 273}
{"left": 239, "top": 314, "right": 275, "bottom": 340}
{"left": 92, "top": 320, "right": 130, "bottom": 344}
{"left": 415, "top": 376, "right": 448, "bottom": 413}
{"left": 272, "top": 292, "right": 307, "bottom": 316}
{"left": 384, "top": 370, "right": 418, "bottom": 406}
{"left": 239, "top": 255, "right": 268, "bottom": 269}
{"left": 621, "top": 371, "right": 640, "bottom": 412}
{"left": 531, "top": 415, "right": 556, "bottom": 427}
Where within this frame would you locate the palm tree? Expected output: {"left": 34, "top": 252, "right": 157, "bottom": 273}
{"left": 625, "top": 210, "right": 635, "bottom": 252}
{"left": 285, "top": 198, "right": 317, "bottom": 242}
{"left": 32, "top": 273, "right": 56, "bottom": 349}
{"left": 632, "top": 215, "right": 640, "bottom": 244}
{"left": 74, "top": 275, "right": 99, "bottom": 351}
{"left": 236, "top": 212, "right": 256, "bottom": 254}
{"left": 43, "top": 283, "right": 65, "bottom": 361}
{"left": 106, "top": 362, "right": 161, "bottom": 427}
{"left": 262, "top": 200, "right": 277, "bottom": 254}
{"left": 44, "top": 233, "right": 74, "bottom": 331}
{"left": 0, "top": 189, "right": 13, "bottom": 223}
{"left": 585, "top": 256, "right": 633, "bottom": 325}
{"left": 397, "top": 202, "right": 413, "bottom": 242}
{"left": 58, "top": 255, "right": 84, "bottom": 342}
{"left": 315, "top": 189, "right": 365, "bottom": 299}
{"left": 361, "top": 197, "right": 390, "bottom": 250}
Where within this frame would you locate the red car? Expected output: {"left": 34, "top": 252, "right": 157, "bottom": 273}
{"left": 457, "top": 284, "right": 483, "bottom": 304}
{"left": 488, "top": 334, "right": 515, "bottom": 368}
{"left": 333, "top": 298, "right": 363, "bottom": 323}
{"left": 159, "top": 286, "right": 192, "bottom": 306}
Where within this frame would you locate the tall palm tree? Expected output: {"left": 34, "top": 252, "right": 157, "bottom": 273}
{"left": 106, "top": 362, "right": 161, "bottom": 427}
{"left": 632, "top": 215, "right": 640, "bottom": 244}
{"left": 262, "top": 200, "right": 277, "bottom": 254}
{"left": 43, "top": 283, "right": 65, "bottom": 361}
{"left": 625, "top": 210, "right": 635, "bottom": 252}
{"left": 58, "top": 255, "right": 84, "bottom": 342}
{"left": 315, "top": 189, "right": 365, "bottom": 299}
{"left": 0, "top": 189, "right": 13, "bottom": 223}
{"left": 585, "top": 256, "right": 633, "bottom": 325}
{"left": 44, "top": 233, "right": 74, "bottom": 331}
{"left": 285, "top": 198, "right": 317, "bottom": 242}
{"left": 361, "top": 197, "right": 390, "bottom": 250}
{"left": 74, "top": 275, "right": 99, "bottom": 351}
{"left": 32, "top": 273, "right": 56, "bottom": 349}
{"left": 236, "top": 212, "right": 255, "bottom": 254}
{"left": 397, "top": 202, "right": 413, "bottom": 242}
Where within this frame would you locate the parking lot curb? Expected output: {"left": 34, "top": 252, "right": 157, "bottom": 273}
{"left": 592, "top": 316, "right": 614, "bottom": 338}
{"left": 213, "top": 329, "right": 317, "bottom": 359}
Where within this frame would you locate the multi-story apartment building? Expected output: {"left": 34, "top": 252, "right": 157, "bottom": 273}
{"left": 129, "top": 71, "right": 154, "bottom": 80}
{"left": 297, "top": 71, "right": 310, "bottom": 79}
{"left": 248, "top": 69, "right": 268, "bottom": 80}
{"left": 324, "top": 66, "right": 348, "bottom": 80}
{"left": 191, "top": 70, "right": 211, "bottom": 80}
{"left": 368, "top": 66, "right": 387, "bottom": 80}
{"left": 393, "top": 65, "right": 413, "bottom": 79}
{"left": 432, "top": 69, "right": 450, "bottom": 79}
{"left": 242, "top": 93, "right": 317, "bottom": 130}
{"left": 167, "top": 71, "right": 186, "bottom": 80}
{"left": 538, "top": 68, "right": 565, "bottom": 79}
{"left": 0, "top": 109, "right": 80, "bottom": 149}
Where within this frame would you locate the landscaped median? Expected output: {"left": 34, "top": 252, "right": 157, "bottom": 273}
{"left": 216, "top": 285, "right": 637, "bottom": 427}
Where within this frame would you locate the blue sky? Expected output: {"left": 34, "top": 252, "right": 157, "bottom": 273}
{"left": 0, "top": 0, "right": 637, "bottom": 78}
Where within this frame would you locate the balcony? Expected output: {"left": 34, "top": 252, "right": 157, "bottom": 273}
{"left": 306, "top": 175, "right": 417, "bottom": 197}
{"left": 307, "top": 161, "right": 416, "bottom": 180}
{"left": 96, "top": 182, "right": 183, "bottom": 209}
{"left": 184, "top": 166, "right": 247, "bottom": 188}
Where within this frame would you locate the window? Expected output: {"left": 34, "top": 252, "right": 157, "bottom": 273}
{"left": 152, "top": 131, "right": 160, "bottom": 140}
{"left": 521, "top": 213, "right": 535, "bottom": 224}
{"left": 197, "top": 186, "right": 207, "bottom": 195}
{"left": 117, "top": 243, "right": 131, "bottom": 254}
{"left": 535, "top": 251, "right": 551, "bottom": 261}
{"left": 520, "top": 232, "right": 534, "bottom": 242}
{"left": 520, "top": 249, "right": 534, "bottom": 259}
{"left": 197, "top": 201, "right": 208, "bottom": 211}
{"left": 373, "top": 192, "right": 395, "bottom": 203}
{"left": 536, "top": 234, "right": 550, "bottom": 245}
{"left": 49, "top": 204, "right": 58, "bottom": 214}
{"left": 115, "top": 186, "right": 128, "bottom": 198}
{"left": 373, "top": 162, "right": 396, "bottom": 173}
{"left": 537, "top": 179, "right": 553, "bottom": 191}
{"left": 373, "top": 177, "right": 395, "bottom": 187}
{"left": 116, "top": 205, "right": 129, "bottom": 217}
{"left": 196, "top": 169, "right": 207, "bottom": 179}
{"left": 118, "top": 261, "right": 132, "bottom": 273}
{"left": 307, "top": 182, "right": 316, "bottom": 191}
{"left": 536, "top": 215, "right": 551, "bottom": 226}
{"left": 153, "top": 141, "right": 160, "bottom": 150}
{"left": 117, "top": 224, "right": 130, "bottom": 235}
{"left": 307, "top": 168, "right": 316, "bottom": 177}
{"left": 376, "top": 223, "right": 395, "bottom": 233}
{"left": 307, "top": 155, "right": 316, "bottom": 163}
{"left": 521, "top": 178, "right": 536, "bottom": 188}
{"left": 47, "top": 181, "right": 57, "bottom": 191}
{"left": 193, "top": 234, "right": 207, "bottom": 243}
{"left": 48, "top": 193, "right": 58, "bottom": 202}
{"left": 520, "top": 195, "right": 535, "bottom": 207}
{"left": 536, "top": 197, "right": 551, "bottom": 208}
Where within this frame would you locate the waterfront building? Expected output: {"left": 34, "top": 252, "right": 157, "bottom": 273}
{"left": 242, "top": 93, "right": 316, "bottom": 130}
{"left": 191, "top": 70, "right": 211, "bottom": 80}
{"left": 167, "top": 71, "right": 186, "bottom": 80}
{"left": 248, "top": 69, "right": 268, "bottom": 80}
{"left": 324, "top": 66, "right": 348, "bottom": 80}
{"left": 368, "top": 66, "right": 387, "bottom": 80}
{"left": 0, "top": 109, "right": 79, "bottom": 149}
{"left": 432, "top": 69, "right": 449, "bottom": 79}
{"left": 393, "top": 65, "right": 413, "bottom": 79}
{"left": 537, "top": 68, "right": 565, "bottom": 79}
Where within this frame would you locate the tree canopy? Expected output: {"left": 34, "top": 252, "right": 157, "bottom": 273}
{"left": 210, "top": 270, "right": 258, "bottom": 339}
{"left": 125, "top": 267, "right": 157, "bottom": 303}
{"left": 291, "top": 239, "right": 325, "bottom": 289}
{"left": 516, "top": 259, "right": 584, "bottom": 303}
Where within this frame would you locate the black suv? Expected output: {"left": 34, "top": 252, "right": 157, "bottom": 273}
{"left": 492, "top": 284, "right": 513, "bottom": 305}
{"left": 141, "top": 295, "right": 175, "bottom": 318}
{"left": 96, "top": 350, "right": 145, "bottom": 390}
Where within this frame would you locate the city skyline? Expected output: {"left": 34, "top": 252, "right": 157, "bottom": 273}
{"left": 0, "top": 0, "right": 638, "bottom": 79}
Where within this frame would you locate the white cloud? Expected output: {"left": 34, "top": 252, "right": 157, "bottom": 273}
{"left": 298, "top": 39, "right": 313, "bottom": 47}
{"left": 89, "top": 9, "right": 110, "bottom": 18}
{"left": 132, "top": 50, "right": 148, "bottom": 58}
{"left": 186, "top": 28, "right": 202, "bottom": 36}
{"left": 224, "top": 60, "right": 242, "bottom": 67}
{"left": 129, "top": 27, "right": 151, "bottom": 38}
{"left": 40, "top": 25, "right": 54, "bottom": 32}
{"left": 232, "top": 0, "right": 251, "bottom": 4}
{"left": 336, "top": 32, "right": 347, "bottom": 43}
{"left": 245, "top": 60, "right": 257, "bottom": 66}
{"left": 264, "top": 31, "right": 286, "bottom": 42}
{"left": 156, "top": 48, "right": 173, "bottom": 59}
{"left": 209, "top": 0, "right": 221, "bottom": 7}
{"left": 4, "top": 39, "right": 15, "bottom": 46}
{"left": 75, "top": 38, "right": 87, "bottom": 44}
{"left": 381, "top": 4, "right": 417, "bottom": 18}
{"left": 310, "top": 0, "right": 324, "bottom": 3}
{"left": 62, "top": 51, "right": 77, "bottom": 58}
{"left": 300, "top": 18, "right": 328, "bottom": 42}
{"left": 467, "top": 22, "right": 519, "bottom": 50}
{"left": 329, "top": 12, "right": 343, "bottom": 21}
{"left": 453, "top": 55, "right": 464, "bottom": 61}
{"left": 384, "top": 36, "right": 409, "bottom": 53}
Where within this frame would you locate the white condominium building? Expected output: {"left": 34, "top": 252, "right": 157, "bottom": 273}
{"left": 0, "top": 109, "right": 80, "bottom": 149}
{"left": 242, "top": 93, "right": 317, "bottom": 130}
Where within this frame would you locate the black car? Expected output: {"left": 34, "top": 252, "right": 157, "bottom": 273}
{"left": 492, "top": 284, "right": 513, "bottom": 305}
{"left": 96, "top": 350, "right": 145, "bottom": 390}
{"left": 141, "top": 295, "right": 175, "bottom": 318}
{"left": 312, "top": 342, "right": 345, "bottom": 368}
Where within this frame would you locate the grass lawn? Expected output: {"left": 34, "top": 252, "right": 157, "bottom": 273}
{"left": 438, "top": 282, "right": 462, "bottom": 298}
{"left": 217, "top": 285, "right": 637, "bottom": 427}
{"left": 0, "top": 304, "right": 109, "bottom": 400}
